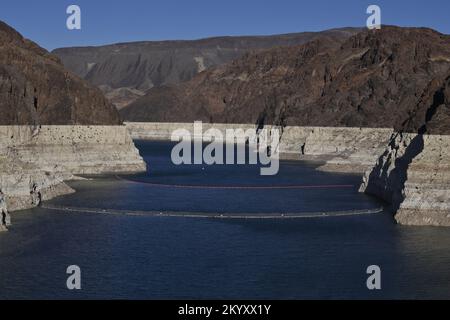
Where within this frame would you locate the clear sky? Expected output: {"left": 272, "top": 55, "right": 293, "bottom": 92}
{"left": 1, "top": 0, "right": 450, "bottom": 50}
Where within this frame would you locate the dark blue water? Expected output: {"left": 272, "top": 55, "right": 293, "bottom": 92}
{"left": 0, "top": 141, "right": 449, "bottom": 299}
{"left": 48, "top": 141, "right": 381, "bottom": 215}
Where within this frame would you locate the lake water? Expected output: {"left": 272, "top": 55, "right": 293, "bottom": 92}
{"left": 0, "top": 141, "right": 449, "bottom": 299}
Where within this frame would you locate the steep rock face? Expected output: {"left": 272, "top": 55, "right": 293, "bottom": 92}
{"left": 360, "top": 132, "right": 450, "bottom": 226}
{"left": 0, "top": 21, "right": 121, "bottom": 125}
{"left": 53, "top": 28, "right": 360, "bottom": 108}
{"left": 360, "top": 76, "right": 450, "bottom": 226}
{"left": 3, "top": 126, "right": 147, "bottom": 175}
{"left": 121, "top": 27, "right": 450, "bottom": 134}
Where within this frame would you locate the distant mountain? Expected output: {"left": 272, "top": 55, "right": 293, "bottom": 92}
{"left": 120, "top": 26, "right": 450, "bottom": 135}
{"left": 0, "top": 21, "right": 121, "bottom": 125}
{"left": 53, "top": 28, "right": 361, "bottom": 108}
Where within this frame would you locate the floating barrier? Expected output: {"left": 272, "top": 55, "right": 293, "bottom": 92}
{"left": 115, "top": 175, "right": 356, "bottom": 190}
{"left": 41, "top": 204, "right": 384, "bottom": 220}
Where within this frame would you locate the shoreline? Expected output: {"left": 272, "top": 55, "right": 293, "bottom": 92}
{"left": 2, "top": 122, "right": 449, "bottom": 228}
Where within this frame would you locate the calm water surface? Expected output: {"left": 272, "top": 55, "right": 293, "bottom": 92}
{"left": 0, "top": 141, "right": 449, "bottom": 299}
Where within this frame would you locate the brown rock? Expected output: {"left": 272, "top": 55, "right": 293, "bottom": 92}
{"left": 0, "top": 21, "right": 121, "bottom": 125}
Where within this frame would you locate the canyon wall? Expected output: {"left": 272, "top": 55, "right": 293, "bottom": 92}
{"left": 360, "top": 133, "right": 450, "bottom": 227}
{"left": 1, "top": 126, "right": 146, "bottom": 175}
{"left": 279, "top": 126, "right": 393, "bottom": 173}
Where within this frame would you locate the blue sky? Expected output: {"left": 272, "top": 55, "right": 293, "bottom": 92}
{"left": 1, "top": 0, "right": 450, "bottom": 50}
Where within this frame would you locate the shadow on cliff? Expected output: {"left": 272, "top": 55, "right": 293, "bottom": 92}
{"left": 363, "top": 81, "right": 446, "bottom": 213}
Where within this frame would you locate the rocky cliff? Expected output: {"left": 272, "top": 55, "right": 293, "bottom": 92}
{"left": 360, "top": 76, "right": 450, "bottom": 226}
{"left": 0, "top": 21, "right": 145, "bottom": 231}
{"left": 0, "top": 22, "right": 121, "bottom": 125}
{"left": 53, "top": 28, "right": 360, "bottom": 108}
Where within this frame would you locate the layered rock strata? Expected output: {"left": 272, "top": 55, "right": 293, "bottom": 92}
{"left": 279, "top": 126, "right": 393, "bottom": 173}
{"left": 360, "top": 133, "right": 450, "bottom": 226}
{"left": 2, "top": 126, "right": 146, "bottom": 175}
{"left": 0, "top": 156, "right": 75, "bottom": 212}
{"left": 0, "top": 125, "right": 146, "bottom": 231}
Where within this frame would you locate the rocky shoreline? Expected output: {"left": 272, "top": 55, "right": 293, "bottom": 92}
{"left": 0, "top": 125, "right": 146, "bottom": 231}
{"left": 126, "top": 122, "right": 449, "bottom": 227}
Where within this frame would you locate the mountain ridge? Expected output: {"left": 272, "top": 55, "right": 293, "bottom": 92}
{"left": 53, "top": 28, "right": 361, "bottom": 108}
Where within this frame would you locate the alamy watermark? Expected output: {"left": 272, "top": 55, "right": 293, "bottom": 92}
{"left": 66, "top": 265, "right": 81, "bottom": 290}
{"left": 65, "top": 5, "right": 381, "bottom": 32}
{"left": 367, "top": 5, "right": 381, "bottom": 30}
{"left": 366, "top": 265, "right": 382, "bottom": 290}
{"left": 66, "top": 5, "right": 81, "bottom": 30}
{"left": 171, "top": 122, "right": 280, "bottom": 176}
